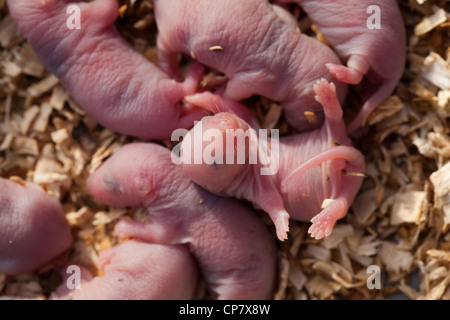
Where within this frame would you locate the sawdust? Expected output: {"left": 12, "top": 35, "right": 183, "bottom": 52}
{"left": 0, "top": 0, "right": 449, "bottom": 300}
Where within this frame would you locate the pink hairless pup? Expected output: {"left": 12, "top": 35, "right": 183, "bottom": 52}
{"left": 180, "top": 79, "right": 365, "bottom": 241}
{"left": 86, "top": 143, "right": 277, "bottom": 300}
{"left": 6, "top": 0, "right": 206, "bottom": 140}
{"left": 154, "top": 0, "right": 348, "bottom": 131}
{"left": 0, "top": 178, "right": 72, "bottom": 275}
{"left": 50, "top": 240, "right": 198, "bottom": 300}
{"left": 277, "top": 0, "right": 406, "bottom": 132}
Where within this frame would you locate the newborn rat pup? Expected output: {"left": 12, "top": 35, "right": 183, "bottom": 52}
{"left": 154, "top": 0, "right": 348, "bottom": 131}
{"left": 0, "top": 177, "right": 72, "bottom": 275}
{"left": 277, "top": 0, "right": 406, "bottom": 132}
{"left": 50, "top": 240, "right": 198, "bottom": 300}
{"left": 86, "top": 143, "right": 277, "bottom": 300}
{"left": 179, "top": 79, "right": 365, "bottom": 241}
{"left": 6, "top": 0, "right": 205, "bottom": 140}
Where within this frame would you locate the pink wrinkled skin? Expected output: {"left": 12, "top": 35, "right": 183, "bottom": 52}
{"left": 0, "top": 178, "right": 72, "bottom": 275}
{"left": 6, "top": 0, "right": 206, "bottom": 140}
{"left": 154, "top": 0, "right": 348, "bottom": 131}
{"left": 278, "top": 0, "right": 406, "bottom": 132}
{"left": 180, "top": 79, "right": 365, "bottom": 241}
{"left": 50, "top": 240, "right": 198, "bottom": 300}
{"left": 86, "top": 143, "right": 277, "bottom": 300}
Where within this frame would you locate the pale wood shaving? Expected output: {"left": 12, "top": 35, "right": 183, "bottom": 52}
{"left": 261, "top": 103, "right": 282, "bottom": 130}
{"left": 19, "top": 105, "right": 40, "bottom": 135}
{"left": 367, "top": 96, "right": 404, "bottom": 126}
{"left": 32, "top": 103, "right": 53, "bottom": 133}
{"left": 430, "top": 162, "right": 450, "bottom": 225}
{"left": 66, "top": 206, "right": 94, "bottom": 228}
{"left": 390, "top": 190, "right": 426, "bottom": 225}
{"left": 351, "top": 189, "right": 378, "bottom": 225}
{"left": 420, "top": 274, "right": 450, "bottom": 300}
{"left": 2, "top": 59, "right": 20, "bottom": 78}
{"left": 437, "top": 90, "right": 450, "bottom": 112}
{"left": 289, "top": 264, "right": 307, "bottom": 291}
{"left": 0, "top": 132, "right": 13, "bottom": 152}
{"left": 11, "top": 136, "right": 38, "bottom": 157}
{"left": 27, "top": 75, "right": 60, "bottom": 98}
{"left": 49, "top": 86, "right": 68, "bottom": 111}
{"left": 92, "top": 208, "right": 127, "bottom": 226}
{"left": 305, "top": 244, "right": 331, "bottom": 262}
{"left": 0, "top": 15, "right": 21, "bottom": 48}
{"left": 414, "top": 8, "right": 447, "bottom": 36}
{"left": 304, "top": 276, "right": 334, "bottom": 299}
{"left": 15, "top": 43, "right": 46, "bottom": 78}
{"left": 1, "top": 0, "right": 450, "bottom": 301}
{"left": 274, "top": 255, "right": 290, "bottom": 300}
{"left": 411, "top": 52, "right": 450, "bottom": 91}
{"left": 379, "top": 241, "right": 414, "bottom": 273}
{"left": 3, "top": 280, "right": 44, "bottom": 299}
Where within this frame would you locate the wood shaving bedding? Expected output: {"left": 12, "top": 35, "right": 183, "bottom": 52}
{"left": 0, "top": 0, "right": 449, "bottom": 300}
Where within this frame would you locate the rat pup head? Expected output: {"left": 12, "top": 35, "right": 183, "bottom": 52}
{"left": 86, "top": 144, "right": 189, "bottom": 210}
{"left": 178, "top": 113, "right": 257, "bottom": 194}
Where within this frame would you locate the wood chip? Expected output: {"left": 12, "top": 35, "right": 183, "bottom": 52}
{"left": 49, "top": 86, "right": 68, "bottom": 111}
{"left": 27, "top": 74, "right": 60, "bottom": 98}
{"left": 322, "top": 224, "right": 354, "bottom": 249}
{"left": 134, "top": 14, "right": 153, "bottom": 30}
{"left": 1, "top": 0, "right": 449, "bottom": 301}
{"left": 289, "top": 264, "right": 307, "bottom": 291}
{"left": 0, "top": 15, "right": 21, "bottom": 48}
{"left": 379, "top": 242, "right": 414, "bottom": 273}
{"left": 436, "top": 90, "right": 450, "bottom": 112}
{"left": 11, "top": 136, "right": 38, "bottom": 157}
{"left": 32, "top": 103, "right": 53, "bottom": 132}
{"left": 321, "top": 198, "right": 334, "bottom": 209}
{"left": 304, "top": 111, "right": 318, "bottom": 124}
{"left": 2, "top": 60, "right": 21, "bottom": 77}
{"left": 92, "top": 208, "right": 127, "bottom": 226}
{"left": 356, "top": 235, "right": 382, "bottom": 257}
{"left": 306, "top": 244, "right": 331, "bottom": 262}
{"left": 414, "top": 8, "right": 447, "bottom": 36}
{"left": 416, "top": 52, "right": 450, "bottom": 91}
{"left": 274, "top": 255, "right": 289, "bottom": 300}
{"left": 261, "top": 103, "right": 282, "bottom": 130}
{"left": 390, "top": 190, "right": 426, "bottom": 225}
{"left": 430, "top": 162, "right": 450, "bottom": 225}
{"left": 20, "top": 105, "right": 40, "bottom": 135}
{"left": 118, "top": 5, "right": 128, "bottom": 19}
{"left": 209, "top": 46, "right": 224, "bottom": 52}
{"left": 0, "top": 133, "right": 13, "bottom": 151}
{"left": 426, "top": 249, "right": 450, "bottom": 262}
{"left": 368, "top": 96, "right": 404, "bottom": 126}
{"left": 351, "top": 189, "right": 378, "bottom": 224}
{"left": 305, "top": 276, "right": 334, "bottom": 299}
{"left": 9, "top": 175, "right": 26, "bottom": 186}
{"left": 420, "top": 274, "right": 450, "bottom": 300}
{"left": 16, "top": 43, "right": 46, "bottom": 78}
{"left": 51, "top": 127, "right": 71, "bottom": 146}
